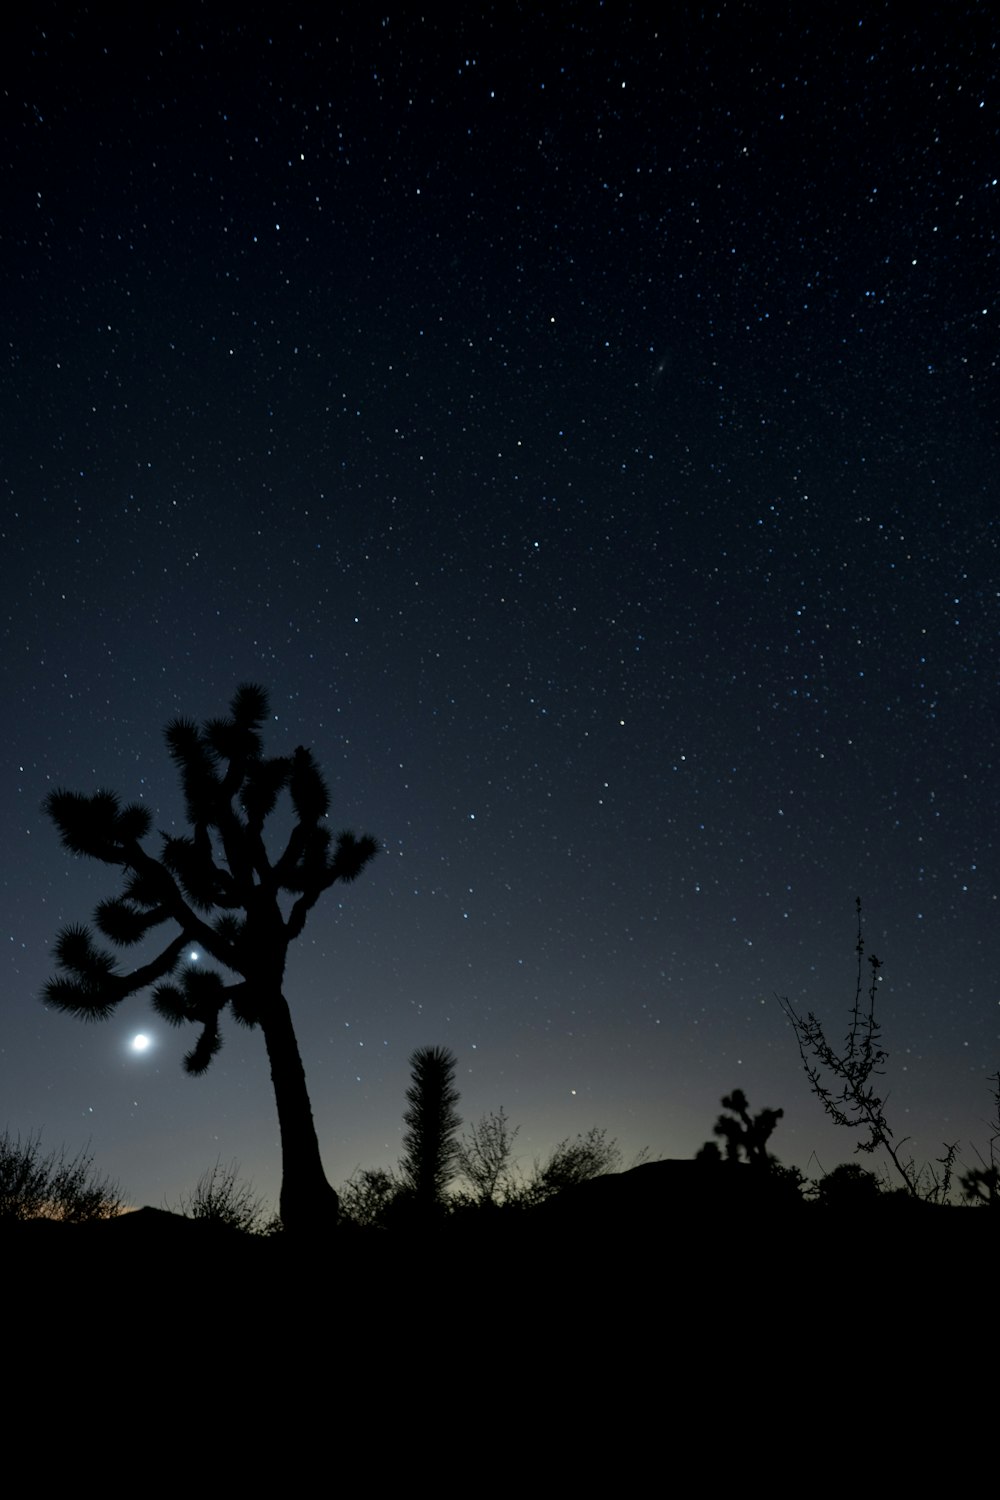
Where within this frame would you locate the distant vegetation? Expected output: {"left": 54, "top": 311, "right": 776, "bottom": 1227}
{"left": 26, "top": 707, "right": 999, "bottom": 1239}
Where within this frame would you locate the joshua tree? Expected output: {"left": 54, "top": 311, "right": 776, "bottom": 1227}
{"left": 710, "top": 1089, "right": 784, "bottom": 1169}
{"left": 42, "top": 683, "right": 377, "bottom": 1232}
{"left": 399, "top": 1045, "right": 462, "bottom": 1213}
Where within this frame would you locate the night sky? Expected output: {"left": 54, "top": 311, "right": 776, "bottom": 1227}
{"left": 3, "top": 6, "right": 998, "bottom": 1212}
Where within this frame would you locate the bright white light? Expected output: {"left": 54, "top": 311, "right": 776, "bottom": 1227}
{"left": 131, "top": 1034, "right": 151, "bottom": 1053}
{"left": 188, "top": 949, "right": 200, "bottom": 963}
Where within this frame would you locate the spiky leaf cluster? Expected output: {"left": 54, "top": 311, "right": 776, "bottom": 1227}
{"left": 152, "top": 968, "right": 232, "bottom": 1072}
{"left": 43, "top": 925, "right": 122, "bottom": 1021}
{"left": 46, "top": 788, "right": 151, "bottom": 863}
{"left": 95, "top": 896, "right": 170, "bottom": 947}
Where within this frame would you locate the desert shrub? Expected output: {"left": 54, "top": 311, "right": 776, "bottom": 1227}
{"left": 0, "top": 1129, "right": 125, "bottom": 1222}
{"left": 813, "top": 1161, "right": 883, "bottom": 1209}
{"left": 456, "top": 1108, "right": 522, "bottom": 1206}
{"left": 338, "top": 1166, "right": 401, "bottom": 1229}
{"left": 176, "top": 1159, "right": 269, "bottom": 1234}
{"left": 523, "top": 1127, "right": 622, "bottom": 1204}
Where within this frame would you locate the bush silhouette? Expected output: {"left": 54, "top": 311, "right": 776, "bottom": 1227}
{"left": 0, "top": 1130, "right": 124, "bottom": 1223}
{"left": 813, "top": 1161, "right": 882, "bottom": 1209}
{"left": 175, "top": 1159, "right": 272, "bottom": 1233}
{"left": 456, "top": 1108, "right": 521, "bottom": 1206}
{"left": 524, "top": 1127, "right": 622, "bottom": 1204}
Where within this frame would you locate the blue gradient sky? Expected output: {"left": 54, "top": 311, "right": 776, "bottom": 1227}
{"left": 3, "top": 6, "right": 997, "bottom": 1210}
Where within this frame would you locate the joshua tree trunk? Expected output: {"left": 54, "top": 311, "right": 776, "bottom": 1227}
{"left": 261, "top": 991, "right": 340, "bottom": 1233}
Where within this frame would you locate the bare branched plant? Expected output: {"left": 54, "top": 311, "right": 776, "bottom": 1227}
{"left": 780, "top": 899, "right": 957, "bottom": 1200}
{"left": 523, "top": 1126, "right": 622, "bottom": 1205}
{"left": 176, "top": 1159, "right": 269, "bottom": 1234}
{"left": 456, "top": 1108, "right": 521, "bottom": 1206}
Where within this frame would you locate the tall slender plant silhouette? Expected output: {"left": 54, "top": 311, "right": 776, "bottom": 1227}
{"left": 42, "top": 683, "right": 378, "bottom": 1232}
{"left": 779, "top": 897, "right": 916, "bottom": 1192}
{"left": 399, "top": 1045, "right": 462, "bottom": 1213}
{"left": 780, "top": 899, "right": 957, "bottom": 1200}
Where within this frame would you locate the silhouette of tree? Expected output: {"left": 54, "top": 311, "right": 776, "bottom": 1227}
{"left": 42, "top": 683, "right": 377, "bottom": 1233}
{"left": 709, "top": 1089, "right": 784, "bottom": 1168}
{"left": 399, "top": 1045, "right": 461, "bottom": 1213}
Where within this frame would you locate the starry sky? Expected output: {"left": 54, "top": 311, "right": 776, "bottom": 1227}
{"left": 3, "top": 5, "right": 998, "bottom": 1211}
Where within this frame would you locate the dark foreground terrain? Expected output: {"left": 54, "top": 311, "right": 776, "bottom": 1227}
{"left": 7, "top": 1160, "right": 990, "bottom": 1476}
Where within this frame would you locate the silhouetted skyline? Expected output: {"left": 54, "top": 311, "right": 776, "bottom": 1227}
{"left": 3, "top": 8, "right": 997, "bottom": 1210}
